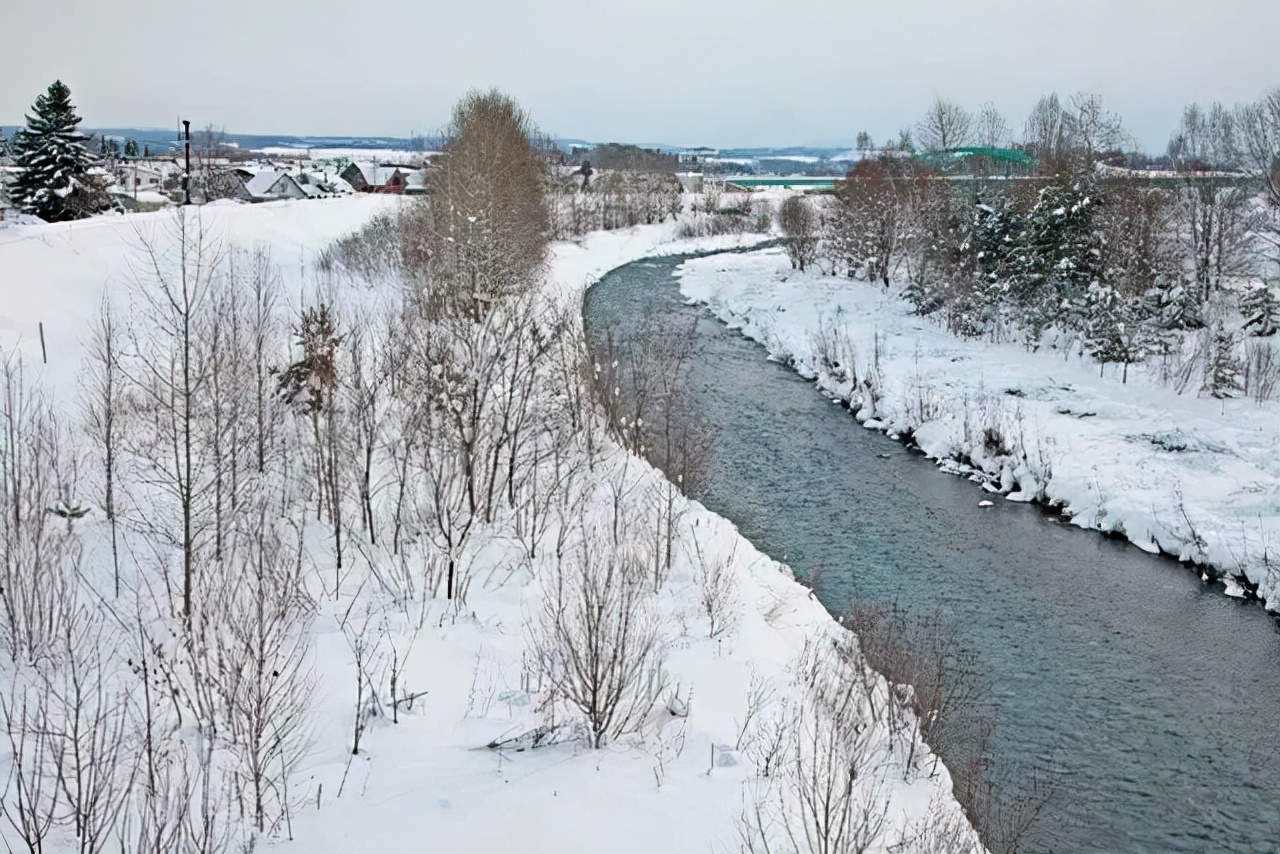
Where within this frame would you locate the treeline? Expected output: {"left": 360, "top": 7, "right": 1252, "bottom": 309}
{"left": 547, "top": 169, "right": 683, "bottom": 237}
{"left": 570, "top": 142, "right": 680, "bottom": 173}
{"left": 779, "top": 89, "right": 1280, "bottom": 399}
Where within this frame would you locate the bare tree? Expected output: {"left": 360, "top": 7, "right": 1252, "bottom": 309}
{"left": 412, "top": 89, "right": 550, "bottom": 317}
{"left": 830, "top": 160, "right": 906, "bottom": 285}
{"left": 739, "top": 635, "right": 889, "bottom": 854}
{"left": 1236, "top": 88, "right": 1280, "bottom": 206}
{"left": 1070, "top": 93, "right": 1127, "bottom": 161}
{"left": 1168, "top": 103, "right": 1257, "bottom": 299}
{"left": 340, "top": 605, "right": 387, "bottom": 759}
{"left": 1023, "top": 93, "right": 1075, "bottom": 173}
{"left": 534, "top": 515, "right": 665, "bottom": 749}
{"left": 779, "top": 195, "right": 820, "bottom": 272}
{"left": 81, "top": 296, "right": 124, "bottom": 597}
{"left": 120, "top": 208, "right": 221, "bottom": 626}
{"left": 191, "top": 514, "right": 315, "bottom": 837}
{"left": 975, "top": 102, "right": 1008, "bottom": 149}
{"left": 1, "top": 681, "right": 61, "bottom": 854}
{"left": 42, "top": 616, "right": 136, "bottom": 854}
{"left": 1, "top": 354, "right": 81, "bottom": 665}
{"left": 690, "top": 533, "right": 738, "bottom": 639}
{"left": 1234, "top": 89, "right": 1280, "bottom": 274}
{"left": 917, "top": 96, "right": 974, "bottom": 152}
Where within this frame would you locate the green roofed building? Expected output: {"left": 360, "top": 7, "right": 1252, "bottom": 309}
{"left": 916, "top": 146, "right": 1037, "bottom": 177}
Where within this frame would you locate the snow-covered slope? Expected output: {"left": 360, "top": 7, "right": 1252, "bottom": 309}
{"left": 677, "top": 246, "right": 1280, "bottom": 611}
{"left": 0, "top": 195, "right": 399, "bottom": 406}
{"left": 0, "top": 201, "right": 981, "bottom": 853}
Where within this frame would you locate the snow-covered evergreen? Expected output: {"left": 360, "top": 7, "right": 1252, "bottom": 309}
{"left": 9, "top": 80, "right": 105, "bottom": 222}
{"left": 1240, "top": 283, "right": 1280, "bottom": 336}
{"left": 1202, "top": 323, "right": 1244, "bottom": 398}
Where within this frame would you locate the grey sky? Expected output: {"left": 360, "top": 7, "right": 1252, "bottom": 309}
{"left": 3, "top": 0, "right": 1277, "bottom": 151}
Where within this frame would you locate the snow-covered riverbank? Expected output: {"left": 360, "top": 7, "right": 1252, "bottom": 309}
{"left": 0, "top": 202, "right": 981, "bottom": 853}
{"left": 677, "top": 246, "right": 1280, "bottom": 612}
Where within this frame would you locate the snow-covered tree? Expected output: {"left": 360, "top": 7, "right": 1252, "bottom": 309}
{"left": 9, "top": 80, "right": 106, "bottom": 221}
{"left": 1240, "top": 284, "right": 1280, "bottom": 337}
{"left": 1202, "top": 324, "right": 1244, "bottom": 398}
{"left": 828, "top": 161, "right": 905, "bottom": 284}
{"left": 779, "top": 194, "right": 820, "bottom": 272}
{"left": 1083, "top": 286, "right": 1152, "bottom": 382}
{"left": 1013, "top": 177, "right": 1101, "bottom": 340}
{"left": 412, "top": 89, "right": 550, "bottom": 317}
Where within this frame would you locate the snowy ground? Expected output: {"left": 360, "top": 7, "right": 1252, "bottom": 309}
{"left": 676, "top": 246, "right": 1280, "bottom": 611}
{"left": 0, "top": 200, "right": 981, "bottom": 852}
{"left": 0, "top": 194, "right": 398, "bottom": 406}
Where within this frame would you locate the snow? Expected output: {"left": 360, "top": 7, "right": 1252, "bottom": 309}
{"left": 675, "top": 246, "right": 1280, "bottom": 610}
{"left": 0, "top": 195, "right": 399, "bottom": 407}
{"left": 254, "top": 147, "right": 443, "bottom": 164}
{"left": 244, "top": 169, "right": 290, "bottom": 197}
{"left": 0, "top": 199, "right": 981, "bottom": 853}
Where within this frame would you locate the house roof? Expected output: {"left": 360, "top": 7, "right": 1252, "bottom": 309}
{"left": 244, "top": 170, "right": 298, "bottom": 198}
{"left": 348, "top": 162, "right": 423, "bottom": 186}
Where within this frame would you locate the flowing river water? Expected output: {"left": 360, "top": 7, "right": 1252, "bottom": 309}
{"left": 583, "top": 251, "right": 1280, "bottom": 853}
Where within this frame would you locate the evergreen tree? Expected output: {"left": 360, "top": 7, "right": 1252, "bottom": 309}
{"left": 970, "top": 193, "right": 1023, "bottom": 296}
{"left": 9, "top": 80, "right": 105, "bottom": 221}
{"left": 1240, "top": 284, "right": 1280, "bottom": 337}
{"left": 124, "top": 138, "right": 139, "bottom": 158}
{"left": 1202, "top": 324, "right": 1243, "bottom": 398}
{"left": 1013, "top": 177, "right": 1101, "bottom": 341}
{"left": 1084, "top": 285, "right": 1151, "bottom": 383}
{"left": 1141, "top": 280, "right": 1203, "bottom": 331}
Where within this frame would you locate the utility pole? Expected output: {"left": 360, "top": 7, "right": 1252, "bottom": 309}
{"left": 182, "top": 119, "right": 192, "bottom": 205}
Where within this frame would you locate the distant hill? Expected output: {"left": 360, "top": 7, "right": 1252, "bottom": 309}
{"left": 0, "top": 126, "right": 444, "bottom": 154}
{"left": 0, "top": 126, "right": 858, "bottom": 164}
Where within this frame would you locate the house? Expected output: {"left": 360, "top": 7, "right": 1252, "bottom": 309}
{"left": 295, "top": 171, "right": 355, "bottom": 199}
{"left": 243, "top": 170, "right": 307, "bottom": 202}
{"left": 203, "top": 168, "right": 253, "bottom": 202}
{"left": 113, "top": 162, "right": 168, "bottom": 194}
{"left": 340, "top": 162, "right": 427, "bottom": 194}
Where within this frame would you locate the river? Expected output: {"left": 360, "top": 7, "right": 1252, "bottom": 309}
{"left": 583, "top": 251, "right": 1280, "bottom": 853}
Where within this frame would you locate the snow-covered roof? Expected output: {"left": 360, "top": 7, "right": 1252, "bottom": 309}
{"left": 348, "top": 162, "right": 424, "bottom": 187}
{"left": 243, "top": 169, "right": 298, "bottom": 198}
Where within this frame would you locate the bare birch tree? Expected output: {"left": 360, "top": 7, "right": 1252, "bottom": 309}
{"left": 81, "top": 297, "right": 124, "bottom": 597}
{"left": 121, "top": 208, "right": 221, "bottom": 625}
{"left": 1, "top": 355, "right": 81, "bottom": 665}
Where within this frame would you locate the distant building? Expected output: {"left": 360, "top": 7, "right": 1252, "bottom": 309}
{"left": 340, "top": 162, "right": 427, "bottom": 194}
{"left": 677, "top": 147, "right": 719, "bottom": 164}
{"left": 675, "top": 172, "right": 705, "bottom": 193}
{"left": 295, "top": 171, "right": 355, "bottom": 198}
{"left": 243, "top": 170, "right": 307, "bottom": 201}
{"left": 114, "top": 162, "right": 168, "bottom": 194}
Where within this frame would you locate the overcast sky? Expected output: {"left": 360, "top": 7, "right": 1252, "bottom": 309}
{"left": 3, "top": 0, "right": 1277, "bottom": 152}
